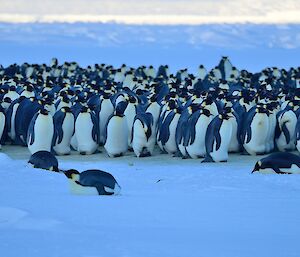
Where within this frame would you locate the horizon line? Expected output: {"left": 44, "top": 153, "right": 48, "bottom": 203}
{"left": 1, "top": 14, "right": 300, "bottom": 25}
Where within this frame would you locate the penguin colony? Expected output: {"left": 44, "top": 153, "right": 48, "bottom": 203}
{"left": 0, "top": 57, "right": 300, "bottom": 163}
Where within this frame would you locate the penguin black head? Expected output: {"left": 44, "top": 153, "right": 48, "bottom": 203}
{"left": 252, "top": 161, "right": 262, "bottom": 173}
{"left": 64, "top": 169, "right": 80, "bottom": 179}
{"left": 115, "top": 101, "right": 127, "bottom": 117}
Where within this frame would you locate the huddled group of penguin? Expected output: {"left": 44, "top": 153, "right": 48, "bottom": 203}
{"left": 0, "top": 57, "right": 300, "bottom": 165}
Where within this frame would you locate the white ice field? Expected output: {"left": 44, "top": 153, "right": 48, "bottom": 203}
{"left": 1, "top": 21, "right": 300, "bottom": 257}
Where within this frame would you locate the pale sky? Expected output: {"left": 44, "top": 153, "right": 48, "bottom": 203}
{"left": 0, "top": 0, "right": 300, "bottom": 24}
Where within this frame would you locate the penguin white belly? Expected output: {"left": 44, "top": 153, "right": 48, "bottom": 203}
{"left": 104, "top": 117, "right": 128, "bottom": 157}
{"left": 276, "top": 112, "right": 297, "bottom": 151}
{"left": 21, "top": 91, "right": 35, "bottom": 98}
{"left": 8, "top": 103, "right": 19, "bottom": 141}
{"left": 132, "top": 120, "right": 155, "bottom": 157}
{"left": 28, "top": 115, "right": 54, "bottom": 154}
{"left": 124, "top": 104, "right": 136, "bottom": 147}
{"left": 228, "top": 118, "right": 239, "bottom": 153}
{"left": 164, "top": 114, "right": 180, "bottom": 154}
{"left": 70, "top": 135, "right": 78, "bottom": 151}
{"left": 210, "top": 120, "right": 232, "bottom": 162}
{"left": 75, "top": 116, "right": 98, "bottom": 154}
{"left": 56, "top": 101, "right": 71, "bottom": 111}
{"left": 266, "top": 113, "right": 276, "bottom": 153}
{"left": 281, "top": 164, "right": 300, "bottom": 174}
{"left": 99, "top": 101, "right": 114, "bottom": 144}
{"left": 244, "top": 115, "right": 269, "bottom": 155}
{"left": 186, "top": 116, "right": 210, "bottom": 159}
{"left": 53, "top": 114, "right": 74, "bottom": 155}
{"left": 178, "top": 137, "right": 188, "bottom": 157}
{"left": 146, "top": 103, "right": 161, "bottom": 127}
{"left": 69, "top": 180, "right": 99, "bottom": 195}
{"left": 0, "top": 113, "right": 5, "bottom": 146}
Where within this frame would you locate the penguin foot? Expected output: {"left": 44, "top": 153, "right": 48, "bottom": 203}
{"left": 139, "top": 152, "right": 151, "bottom": 157}
{"left": 112, "top": 153, "right": 123, "bottom": 158}
{"left": 201, "top": 155, "right": 215, "bottom": 163}
{"left": 80, "top": 152, "right": 87, "bottom": 155}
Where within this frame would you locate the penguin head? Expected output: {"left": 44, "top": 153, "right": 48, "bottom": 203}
{"left": 39, "top": 108, "right": 49, "bottom": 115}
{"left": 64, "top": 169, "right": 80, "bottom": 180}
{"left": 252, "top": 160, "right": 263, "bottom": 173}
{"left": 115, "top": 101, "right": 127, "bottom": 117}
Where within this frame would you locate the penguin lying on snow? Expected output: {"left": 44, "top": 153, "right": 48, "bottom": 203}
{"left": 28, "top": 151, "right": 59, "bottom": 172}
{"left": 63, "top": 169, "right": 121, "bottom": 195}
{"left": 252, "top": 152, "right": 300, "bottom": 174}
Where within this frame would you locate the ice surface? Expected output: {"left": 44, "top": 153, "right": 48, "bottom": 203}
{"left": 1, "top": 145, "right": 300, "bottom": 257}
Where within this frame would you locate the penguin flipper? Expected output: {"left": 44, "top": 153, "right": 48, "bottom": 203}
{"left": 27, "top": 113, "right": 38, "bottom": 145}
{"left": 282, "top": 122, "right": 290, "bottom": 144}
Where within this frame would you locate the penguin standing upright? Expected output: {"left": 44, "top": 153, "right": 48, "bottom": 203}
{"left": 98, "top": 92, "right": 115, "bottom": 145}
{"left": 185, "top": 107, "right": 212, "bottom": 159}
{"left": 131, "top": 112, "right": 155, "bottom": 157}
{"left": 202, "top": 109, "right": 233, "bottom": 162}
{"left": 241, "top": 105, "right": 270, "bottom": 155}
{"left": 52, "top": 107, "right": 75, "bottom": 155}
{"left": 275, "top": 109, "right": 297, "bottom": 151}
{"left": 74, "top": 106, "right": 99, "bottom": 155}
{"left": 27, "top": 109, "right": 54, "bottom": 155}
{"left": 124, "top": 95, "right": 139, "bottom": 149}
{"left": 104, "top": 101, "right": 128, "bottom": 157}
{"left": 157, "top": 103, "right": 181, "bottom": 155}
{"left": 0, "top": 106, "right": 6, "bottom": 148}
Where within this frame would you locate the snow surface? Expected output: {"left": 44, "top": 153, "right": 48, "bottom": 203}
{"left": 1, "top": 20, "right": 300, "bottom": 256}
{"left": 1, "top": 146, "right": 300, "bottom": 257}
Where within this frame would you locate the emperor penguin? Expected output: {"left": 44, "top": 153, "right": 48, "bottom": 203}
{"left": 145, "top": 94, "right": 161, "bottom": 128}
{"left": 241, "top": 105, "right": 270, "bottom": 155}
{"left": 131, "top": 112, "right": 155, "bottom": 157}
{"left": 98, "top": 92, "right": 115, "bottom": 145}
{"left": 185, "top": 107, "right": 212, "bottom": 159}
{"left": 252, "top": 152, "right": 300, "bottom": 174}
{"left": 0, "top": 106, "right": 6, "bottom": 148}
{"left": 295, "top": 116, "right": 300, "bottom": 153}
{"left": 124, "top": 95, "right": 140, "bottom": 148}
{"left": 218, "top": 56, "right": 233, "bottom": 81}
{"left": 27, "top": 108, "right": 54, "bottom": 155}
{"left": 275, "top": 109, "right": 297, "bottom": 152}
{"left": 74, "top": 106, "right": 99, "bottom": 155}
{"left": 52, "top": 107, "right": 75, "bottom": 155}
{"left": 28, "top": 151, "right": 59, "bottom": 172}
{"left": 202, "top": 109, "right": 233, "bottom": 162}
{"left": 104, "top": 101, "right": 128, "bottom": 157}
{"left": 63, "top": 169, "right": 121, "bottom": 196}
{"left": 157, "top": 105, "right": 181, "bottom": 155}
{"left": 197, "top": 65, "right": 207, "bottom": 80}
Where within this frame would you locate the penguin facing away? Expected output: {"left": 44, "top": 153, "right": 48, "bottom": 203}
{"left": 252, "top": 152, "right": 300, "bottom": 174}
{"left": 28, "top": 150, "right": 59, "bottom": 172}
{"left": 63, "top": 169, "right": 121, "bottom": 195}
